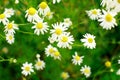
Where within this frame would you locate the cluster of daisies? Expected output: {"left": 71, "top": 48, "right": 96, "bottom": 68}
{"left": 72, "top": 52, "right": 91, "bottom": 78}
{"left": 0, "top": 8, "right": 19, "bottom": 44}
{"left": 86, "top": 0, "right": 120, "bottom": 30}
{"left": 21, "top": 54, "right": 45, "bottom": 76}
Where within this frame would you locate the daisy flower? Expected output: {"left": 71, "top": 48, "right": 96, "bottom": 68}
{"left": 0, "top": 13, "right": 9, "bottom": 25}
{"left": 35, "top": 58, "right": 45, "bottom": 70}
{"left": 80, "top": 65, "right": 91, "bottom": 78}
{"left": 32, "top": 20, "right": 49, "bottom": 35}
{"left": 81, "top": 33, "right": 96, "bottom": 49}
{"left": 6, "top": 34, "right": 14, "bottom": 44}
{"left": 57, "top": 32, "right": 74, "bottom": 48}
{"left": 61, "top": 72, "right": 70, "bottom": 80}
{"left": 4, "top": 8, "right": 15, "bottom": 17}
{"left": 4, "top": 21, "right": 18, "bottom": 34}
{"left": 72, "top": 52, "right": 84, "bottom": 65}
{"left": 116, "top": 69, "right": 120, "bottom": 75}
{"left": 53, "top": 50, "right": 61, "bottom": 60}
{"left": 21, "top": 62, "right": 34, "bottom": 76}
{"left": 25, "top": 7, "right": 41, "bottom": 22}
{"left": 63, "top": 18, "right": 72, "bottom": 28}
{"left": 86, "top": 9, "right": 101, "bottom": 20}
{"left": 44, "top": 11, "right": 54, "bottom": 19}
{"left": 45, "top": 45, "right": 58, "bottom": 57}
{"left": 50, "top": 22, "right": 67, "bottom": 41}
{"left": 38, "top": 2, "right": 50, "bottom": 16}
{"left": 48, "top": 36, "right": 56, "bottom": 43}
{"left": 98, "top": 10, "right": 117, "bottom": 30}
{"left": 53, "top": 0, "right": 61, "bottom": 4}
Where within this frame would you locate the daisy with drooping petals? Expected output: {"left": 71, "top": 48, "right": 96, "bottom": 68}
{"left": 45, "top": 45, "right": 58, "bottom": 57}
{"left": 72, "top": 52, "right": 84, "bottom": 65}
{"left": 32, "top": 19, "right": 49, "bottom": 35}
{"left": 81, "top": 33, "right": 96, "bottom": 49}
{"left": 38, "top": 2, "right": 50, "bottom": 16}
{"left": 80, "top": 65, "right": 91, "bottom": 78}
{"left": 6, "top": 34, "right": 14, "bottom": 44}
{"left": 61, "top": 72, "right": 70, "bottom": 80}
{"left": 86, "top": 9, "right": 101, "bottom": 20}
{"left": 21, "top": 62, "right": 34, "bottom": 76}
{"left": 35, "top": 57, "right": 45, "bottom": 70}
{"left": 4, "top": 8, "right": 15, "bottom": 17}
{"left": 98, "top": 10, "right": 117, "bottom": 30}
{"left": 63, "top": 18, "right": 72, "bottom": 28}
{"left": 53, "top": 0, "right": 61, "bottom": 4}
{"left": 0, "top": 13, "right": 9, "bottom": 25}
{"left": 4, "top": 21, "right": 18, "bottom": 34}
{"left": 57, "top": 32, "right": 74, "bottom": 48}
{"left": 50, "top": 22, "right": 67, "bottom": 41}
{"left": 25, "top": 7, "right": 41, "bottom": 22}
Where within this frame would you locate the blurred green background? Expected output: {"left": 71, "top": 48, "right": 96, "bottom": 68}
{"left": 0, "top": 0, "right": 120, "bottom": 80}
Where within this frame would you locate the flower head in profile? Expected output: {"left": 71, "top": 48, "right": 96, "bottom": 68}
{"left": 4, "top": 8, "right": 15, "bottom": 17}
{"left": 80, "top": 65, "right": 91, "bottom": 78}
{"left": 72, "top": 52, "right": 84, "bottom": 65}
{"left": 86, "top": 9, "right": 101, "bottom": 20}
{"left": 21, "top": 62, "right": 34, "bottom": 76}
{"left": 38, "top": 2, "right": 50, "bottom": 15}
{"left": 81, "top": 33, "right": 96, "bottom": 49}
{"left": 25, "top": 7, "right": 41, "bottom": 22}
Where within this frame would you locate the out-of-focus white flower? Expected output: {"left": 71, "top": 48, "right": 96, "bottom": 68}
{"left": 53, "top": 0, "right": 61, "bottom": 4}
{"left": 15, "top": 0, "right": 19, "bottom": 4}
{"left": 6, "top": 34, "right": 14, "bottom": 44}
{"left": 35, "top": 58, "right": 45, "bottom": 70}
{"left": 63, "top": 18, "right": 72, "bottom": 28}
{"left": 4, "top": 8, "right": 15, "bottom": 17}
{"left": 86, "top": 9, "right": 101, "bottom": 20}
{"left": 44, "top": 11, "right": 54, "bottom": 19}
{"left": 80, "top": 65, "right": 91, "bottom": 78}
{"left": 116, "top": 69, "right": 120, "bottom": 75}
{"left": 61, "top": 72, "right": 70, "bottom": 80}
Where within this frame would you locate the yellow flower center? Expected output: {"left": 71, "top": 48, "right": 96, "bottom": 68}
{"left": 7, "top": 23, "right": 13, "bottom": 29}
{"left": 118, "top": 0, "right": 120, "bottom": 3}
{"left": 25, "top": 66, "right": 30, "bottom": 71}
{"left": 88, "top": 38, "right": 93, "bottom": 43}
{"left": 54, "top": 51, "right": 60, "bottom": 57}
{"left": 36, "top": 61, "right": 42, "bottom": 66}
{"left": 36, "top": 22, "right": 43, "bottom": 29}
{"left": 105, "top": 14, "right": 113, "bottom": 22}
{"left": 84, "top": 68, "right": 90, "bottom": 74}
{"left": 61, "top": 36, "right": 68, "bottom": 42}
{"left": 92, "top": 10, "right": 97, "bottom": 15}
{"left": 40, "top": 2, "right": 47, "bottom": 9}
{"left": 0, "top": 14, "right": 5, "bottom": 19}
{"left": 28, "top": 7, "right": 36, "bottom": 15}
{"left": 55, "top": 28, "right": 62, "bottom": 35}
{"left": 105, "top": 61, "right": 111, "bottom": 68}
{"left": 75, "top": 55, "right": 80, "bottom": 61}
{"left": 9, "top": 35, "right": 13, "bottom": 40}
{"left": 49, "top": 48, "right": 55, "bottom": 53}
{"left": 65, "top": 19, "right": 69, "bottom": 23}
